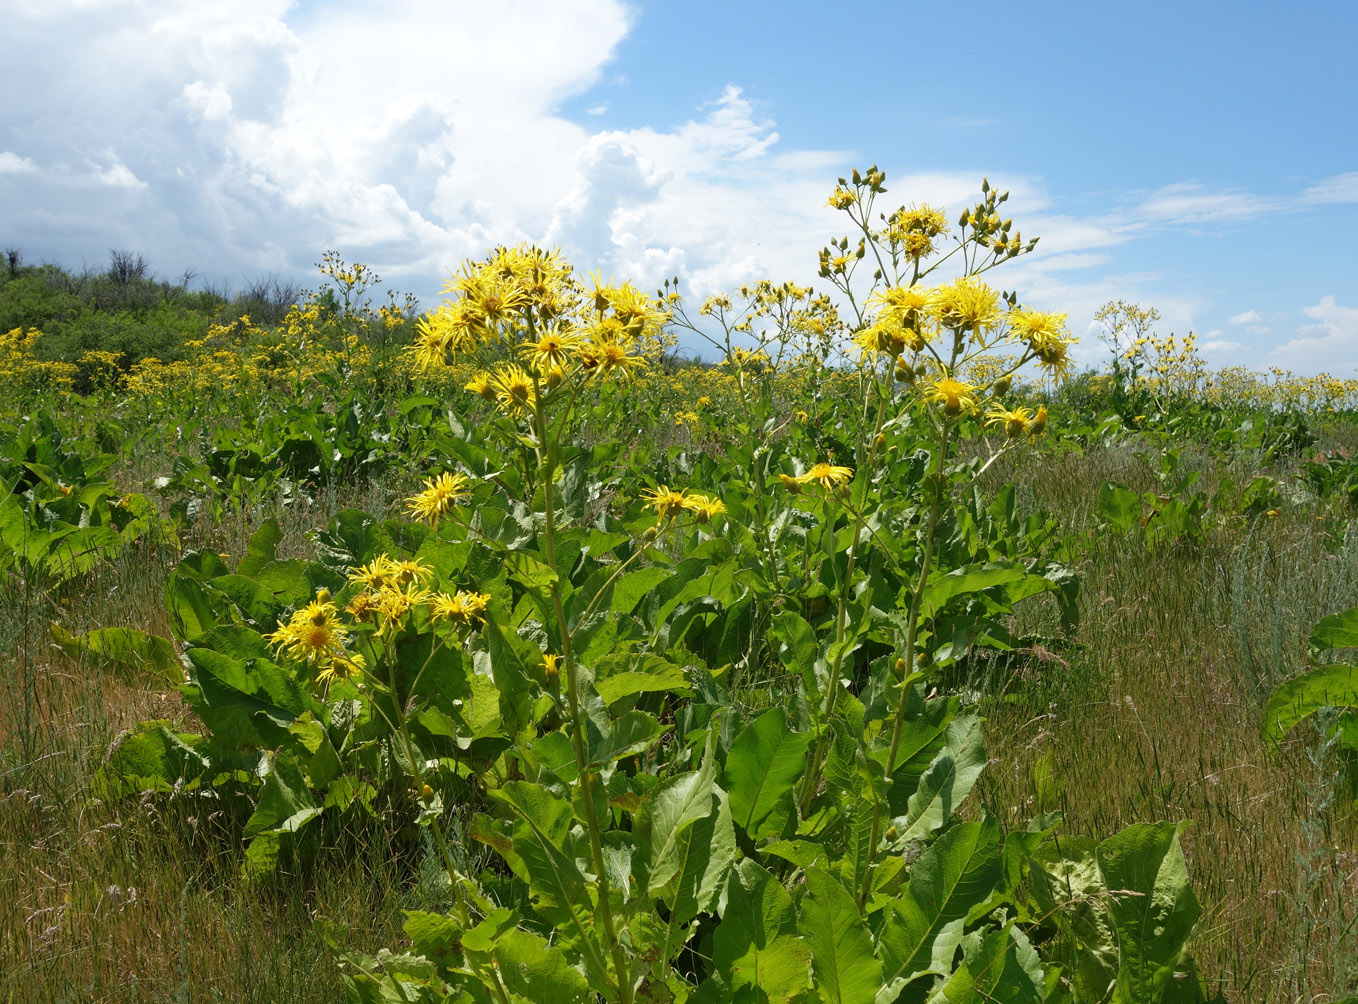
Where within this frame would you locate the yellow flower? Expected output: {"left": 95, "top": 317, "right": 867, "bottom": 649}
{"left": 374, "top": 581, "right": 430, "bottom": 634}
{"left": 1028, "top": 405, "right": 1048, "bottom": 435}
{"left": 642, "top": 485, "right": 691, "bottom": 519}
{"left": 489, "top": 364, "right": 537, "bottom": 415}
{"left": 465, "top": 371, "right": 498, "bottom": 402}
{"left": 349, "top": 556, "right": 398, "bottom": 591}
{"left": 683, "top": 493, "right": 726, "bottom": 524}
{"left": 268, "top": 597, "right": 350, "bottom": 668}
{"left": 519, "top": 326, "right": 584, "bottom": 371}
{"left": 985, "top": 404, "right": 1035, "bottom": 438}
{"left": 797, "top": 462, "right": 854, "bottom": 491}
{"left": 429, "top": 589, "right": 491, "bottom": 628}
{"left": 317, "top": 652, "right": 365, "bottom": 684}
{"left": 930, "top": 278, "right": 1001, "bottom": 334}
{"left": 406, "top": 471, "right": 471, "bottom": 524}
{"left": 926, "top": 377, "right": 980, "bottom": 416}
{"left": 589, "top": 338, "right": 647, "bottom": 379}
{"left": 826, "top": 185, "right": 856, "bottom": 210}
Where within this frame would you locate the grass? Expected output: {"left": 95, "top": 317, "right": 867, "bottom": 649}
{"left": 3, "top": 438, "right": 1356, "bottom": 1002}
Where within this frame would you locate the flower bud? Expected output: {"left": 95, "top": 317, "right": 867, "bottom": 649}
{"left": 420, "top": 783, "right": 434, "bottom": 801}
{"left": 643, "top": 525, "right": 660, "bottom": 542}
{"left": 316, "top": 588, "right": 331, "bottom": 604}
{"left": 992, "top": 376, "right": 1012, "bottom": 396}
{"left": 893, "top": 657, "right": 907, "bottom": 678}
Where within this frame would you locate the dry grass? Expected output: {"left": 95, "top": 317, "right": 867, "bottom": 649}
{"left": 978, "top": 449, "right": 1358, "bottom": 1003}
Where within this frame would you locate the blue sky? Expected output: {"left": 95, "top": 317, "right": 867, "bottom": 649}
{"left": 2, "top": 0, "right": 1355, "bottom": 371}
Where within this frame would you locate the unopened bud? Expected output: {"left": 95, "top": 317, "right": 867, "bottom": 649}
{"left": 893, "top": 657, "right": 907, "bottom": 678}
{"left": 316, "top": 588, "right": 331, "bottom": 604}
{"left": 643, "top": 525, "right": 660, "bottom": 542}
{"left": 992, "top": 376, "right": 1012, "bottom": 396}
{"left": 420, "top": 783, "right": 434, "bottom": 801}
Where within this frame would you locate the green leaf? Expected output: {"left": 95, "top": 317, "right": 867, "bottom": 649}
{"left": 1264, "top": 663, "right": 1358, "bottom": 743}
{"left": 94, "top": 721, "right": 209, "bottom": 797}
{"left": 1311, "top": 606, "right": 1358, "bottom": 651}
{"left": 878, "top": 818, "right": 1004, "bottom": 986}
{"left": 643, "top": 742, "right": 720, "bottom": 896}
{"left": 237, "top": 520, "right": 282, "bottom": 577}
{"left": 659, "top": 788, "right": 736, "bottom": 964}
{"left": 801, "top": 868, "right": 881, "bottom": 1004}
{"left": 589, "top": 709, "right": 664, "bottom": 767}
{"left": 245, "top": 755, "right": 321, "bottom": 838}
{"left": 920, "top": 564, "right": 1027, "bottom": 622}
{"left": 1097, "top": 482, "right": 1141, "bottom": 534}
{"left": 725, "top": 708, "right": 813, "bottom": 841}
{"left": 890, "top": 715, "right": 986, "bottom": 845}
{"left": 593, "top": 653, "right": 690, "bottom": 705}
{"left": 713, "top": 860, "right": 809, "bottom": 1003}
{"left": 495, "top": 927, "right": 593, "bottom": 1004}
{"left": 1097, "top": 821, "right": 1201, "bottom": 1004}
{"left": 925, "top": 925, "right": 1045, "bottom": 1004}
{"left": 51, "top": 624, "right": 183, "bottom": 684}
{"left": 612, "top": 567, "right": 673, "bottom": 615}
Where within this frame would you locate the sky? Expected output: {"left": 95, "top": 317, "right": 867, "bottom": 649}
{"left": 1, "top": 0, "right": 1355, "bottom": 373}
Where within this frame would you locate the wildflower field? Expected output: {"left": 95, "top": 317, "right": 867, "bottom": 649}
{"left": 3, "top": 172, "right": 1358, "bottom": 1004}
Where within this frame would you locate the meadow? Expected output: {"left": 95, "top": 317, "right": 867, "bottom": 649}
{"left": 2, "top": 172, "right": 1357, "bottom": 1004}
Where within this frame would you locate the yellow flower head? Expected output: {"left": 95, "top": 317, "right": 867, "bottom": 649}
{"left": 374, "top": 581, "right": 430, "bottom": 634}
{"left": 591, "top": 338, "right": 647, "bottom": 379}
{"left": 465, "top": 371, "right": 498, "bottom": 403}
{"left": 349, "top": 555, "right": 399, "bottom": 591}
{"left": 930, "top": 278, "right": 1001, "bottom": 334}
{"left": 406, "top": 471, "right": 471, "bottom": 524}
{"left": 926, "top": 377, "right": 980, "bottom": 416}
{"left": 519, "top": 325, "right": 584, "bottom": 372}
{"left": 642, "top": 485, "right": 692, "bottom": 520}
{"left": 886, "top": 205, "right": 948, "bottom": 258}
{"left": 429, "top": 589, "right": 491, "bottom": 628}
{"left": 826, "top": 185, "right": 856, "bottom": 210}
{"left": 409, "top": 301, "right": 480, "bottom": 370}
{"left": 490, "top": 363, "right": 537, "bottom": 415}
{"left": 985, "top": 404, "right": 1035, "bottom": 438}
{"left": 268, "top": 597, "right": 350, "bottom": 668}
{"left": 1028, "top": 405, "right": 1049, "bottom": 435}
{"left": 683, "top": 493, "right": 727, "bottom": 524}
{"left": 797, "top": 462, "right": 854, "bottom": 491}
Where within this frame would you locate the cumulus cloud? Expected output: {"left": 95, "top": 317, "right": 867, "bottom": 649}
{"left": 1265, "top": 297, "right": 1358, "bottom": 375}
{"left": 0, "top": 0, "right": 1354, "bottom": 369}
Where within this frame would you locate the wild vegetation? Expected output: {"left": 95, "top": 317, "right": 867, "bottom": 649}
{"left": 2, "top": 170, "right": 1357, "bottom": 1004}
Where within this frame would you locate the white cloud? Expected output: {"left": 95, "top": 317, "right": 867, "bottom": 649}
{"left": 1200, "top": 339, "right": 1245, "bottom": 353}
{"left": 1300, "top": 172, "right": 1358, "bottom": 204}
{"left": 1229, "top": 310, "right": 1261, "bottom": 324}
{"left": 0, "top": 0, "right": 1354, "bottom": 370}
{"left": 1265, "top": 296, "right": 1358, "bottom": 375}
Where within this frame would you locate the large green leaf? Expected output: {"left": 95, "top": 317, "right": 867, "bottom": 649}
{"left": 643, "top": 744, "right": 720, "bottom": 895}
{"left": 1263, "top": 663, "right": 1358, "bottom": 744}
{"left": 925, "top": 926, "right": 1045, "bottom": 1004}
{"left": 1097, "top": 821, "right": 1202, "bottom": 1004}
{"left": 51, "top": 624, "right": 183, "bottom": 684}
{"left": 244, "top": 754, "right": 321, "bottom": 838}
{"left": 95, "top": 721, "right": 209, "bottom": 797}
{"left": 495, "top": 927, "right": 593, "bottom": 1004}
{"left": 1310, "top": 606, "right": 1358, "bottom": 651}
{"left": 725, "top": 708, "right": 813, "bottom": 840}
{"left": 713, "top": 860, "right": 809, "bottom": 1003}
{"left": 889, "top": 715, "right": 986, "bottom": 845}
{"left": 801, "top": 868, "right": 882, "bottom": 1004}
{"left": 877, "top": 818, "right": 1003, "bottom": 987}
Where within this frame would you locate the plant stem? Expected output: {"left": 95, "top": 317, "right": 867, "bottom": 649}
{"left": 859, "top": 418, "right": 952, "bottom": 907}
{"left": 533, "top": 390, "right": 634, "bottom": 1004}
